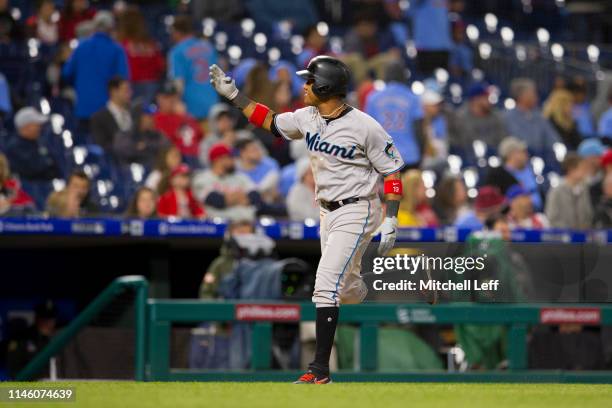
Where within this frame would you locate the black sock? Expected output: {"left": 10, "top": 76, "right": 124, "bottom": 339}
{"left": 308, "top": 306, "right": 339, "bottom": 377}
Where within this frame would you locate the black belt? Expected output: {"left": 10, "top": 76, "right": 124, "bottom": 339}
{"left": 320, "top": 197, "right": 360, "bottom": 212}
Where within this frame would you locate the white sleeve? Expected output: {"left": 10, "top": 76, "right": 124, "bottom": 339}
{"left": 272, "top": 111, "right": 304, "bottom": 140}
{"left": 365, "top": 119, "right": 405, "bottom": 176}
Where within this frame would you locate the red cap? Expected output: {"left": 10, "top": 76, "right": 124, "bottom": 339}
{"left": 474, "top": 186, "right": 507, "bottom": 212}
{"left": 209, "top": 143, "right": 232, "bottom": 163}
{"left": 601, "top": 149, "right": 612, "bottom": 168}
{"left": 170, "top": 164, "right": 190, "bottom": 179}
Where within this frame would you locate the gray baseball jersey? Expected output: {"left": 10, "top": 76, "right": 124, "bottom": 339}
{"left": 272, "top": 106, "right": 404, "bottom": 306}
{"left": 273, "top": 106, "right": 404, "bottom": 202}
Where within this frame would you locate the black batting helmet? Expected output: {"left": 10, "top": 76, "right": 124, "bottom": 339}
{"left": 296, "top": 56, "right": 350, "bottom": 99}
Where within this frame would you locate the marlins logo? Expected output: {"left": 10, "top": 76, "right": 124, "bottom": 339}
{"left": 384, "top": 141, "right": 397, "bottom": 160}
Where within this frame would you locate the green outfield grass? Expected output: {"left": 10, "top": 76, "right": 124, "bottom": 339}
{"left": 2, "top": 382, "right": 612, "bottom": 408}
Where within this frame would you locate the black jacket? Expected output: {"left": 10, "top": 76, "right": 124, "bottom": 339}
{"left": 5, "top": 136, "right": 62, "bottom": 181}
{"left": 482, "top": 166, "right": 519, "bottom": 194}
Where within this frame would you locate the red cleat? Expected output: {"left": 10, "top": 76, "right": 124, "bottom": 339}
{"left": 293, "top": 371, "right": 332, "bottom": 384}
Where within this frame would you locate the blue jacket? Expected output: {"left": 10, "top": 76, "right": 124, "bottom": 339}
{"left": 62, "top": 33, "right": 129, "bottom": 119}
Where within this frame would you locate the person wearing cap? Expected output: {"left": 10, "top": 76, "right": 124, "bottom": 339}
{"left": 192, "top": 143, "right": 257, "bottom": 222}
{"left": 157, "top": 164, "right": 205, "bottom": 219}
{"left": 504, "top": 78, "right": 561, "bottom": 156}
{"left": 236, "top": 135, "right": 281, "bottom": 200}
{"left": 5, "top": 107, "right": 62, "bottom": 207}
{"left": 451, "top": 83, "right": 507, "bottom": 149}
{"left": 421, "top": 89, "right": 450, "bottom": 170}
{"left": 455, "top": 185, "right": 508, "bottom": 229}
{"left": 505, "top": 184, "right": 549, "bottom": 230}
{"left": 62, "top": 10, "right": 129, "bottom": 123}
{"left": 576, "top": 138, "right": 606, "bottom": 205}
{"left": 483, "top": 136, "right": 542, "bottom": 211}
{"left": 545, "top": 153, "right": 593, "bottom": 229}
{"left": 167, "top": 15, "right": 218, "bottom": 120}
{"left": 287, "top": 158, "right": 319, "bottom": 221}
{"left": 365, "top": 61, "right": 425, "bottom": 170}
{"left": 198, "top": 103, "right": 238, "bottom": 167}
{"left": 153, "top": 81, "right": 204, "bottom": 159}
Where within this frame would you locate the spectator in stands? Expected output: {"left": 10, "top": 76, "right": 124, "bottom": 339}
{"left": 505, "top": 78, "right": 561, "bottom": 155}
{"left": 455, "top": 185, "right": 507, "bottom": 229}
{"left": 192, "top": 143, "right": 257, "bottom": 222}
{"left": 0, "top": 0, "right": 23, "bottom": 43}
{"left": 65, "top": 169, "right": 98, "bottom": 215}
{"left": 287, "top": 158, "right": 318, "bottom": 222}
{"left": 598, "top": 89, "right": 612, "bottom": 139}
{"left": 577, "top": 138, "right": 606, "bottom": 205}
{"left": 235, "top": 135, "right": 280, "bottom": 201}
{"left": 168, "top": 15, "right": 218, "bottom": 120}
{"left": 5, "top": 107, "right": 61, "bottom": 184}
{"left": 409, "top": 0, "right": 452, "bottom": 76}
{"left": 25, "top": 0, "right": 59, "bottom": 45}
{"left": 543, "top": 89, "right": 582, "bottom": 150}
{"left": 568, "top": 77, "right": 595, "bottom": 137}
{"left": 244, "top": 63, "right": 291, "bottom": 165}
{"left": 145, "top": 145, "right": 182, "bottom": 192}
{"left": 198, "top": 104, "right": 238, "bottom": 167}
{"left": 126, "top": 186, "right": 157, "bottom": 219}
{"left": 545, "top": 153, "right": 593, "bottom": 229}
{"left": 243, "top": 62, "right": 275, "bottom": 111}
{"left": 243, "top": 0, "right": 318, "bottom": 34}
{"left": 152, "top": 81, "right": 203, "bottom": 160}
{"left": 449, "top": 21, "right": 473, "bottom": 80}
{"left": 90, "top": 77, "right": 135, "bottom": 153}
{"left": 593, "top": 173, "right": 612, "bottom": 228}
{"left": 343, "top": 10, "right": 399, "bottom": 82}
{"left": 505, "top": 184, "right": 549, "bottom": 229}
{"left": 483, "top": 137, "right": 542, "bottom": 211}
{"left": 62, "top": 11, "right": 129, "bottom": 125}
{"left": 58, "top": 0, "right": 95, "bottom": 42}
{"left": 117, "top": 6, "right": 165, "bottom": 106}
{"left": 421, "top": 89, "right": 449, "bottom": 171}
{"left": 365, "top": 61, "right": 425, "bottom": 170}
{"left": 397, "top": 170, "right": 439, "bottom": 227}
{"left": 190, "top": 0, "right": 244, "bottom": 24}
{"left": 0, "top": 152, "right": 35, "bottom": 216}
{"left": 46, "top": 189, "right": 80, "bottom": 217}
{"left": 157, "top": 164, "right": 205, "bottom": 219}
{"left": 432, "top": 174, "right": 469, "bottom": 225}
{"left": 297, "top": 24, "right": 329, "bottom": 69}
{"left": 452, "top": 83, "right": 507, "bottom": 150}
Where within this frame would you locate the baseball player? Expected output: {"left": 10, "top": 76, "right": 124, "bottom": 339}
{"left": 209, "top": 56, "right": 404, "bottom": 384}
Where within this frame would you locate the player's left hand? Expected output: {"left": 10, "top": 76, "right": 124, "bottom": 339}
{"left": 377, "top": 216, "right": 397, "bottom": 256}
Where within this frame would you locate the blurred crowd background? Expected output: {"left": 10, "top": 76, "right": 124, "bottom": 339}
{"left": 0, "top": 0, "right": 612, "bottom": 231}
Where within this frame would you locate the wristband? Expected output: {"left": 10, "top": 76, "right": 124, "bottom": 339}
{"left": 384, "top": 179, "right": 403, "bottom": 195}
{"left": 249, "top": 103, "right": 270, "bottom": 127}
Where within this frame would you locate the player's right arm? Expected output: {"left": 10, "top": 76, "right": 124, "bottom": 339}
{"left": 209, "top": 64, "right": 275, "bottom": 131}
{"left": 209, "top": 64, "right": 303, "bottom": 140}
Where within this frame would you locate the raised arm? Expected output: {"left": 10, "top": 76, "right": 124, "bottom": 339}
{"left": 209, "top": 64, "right": 275, "bottom": 131}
